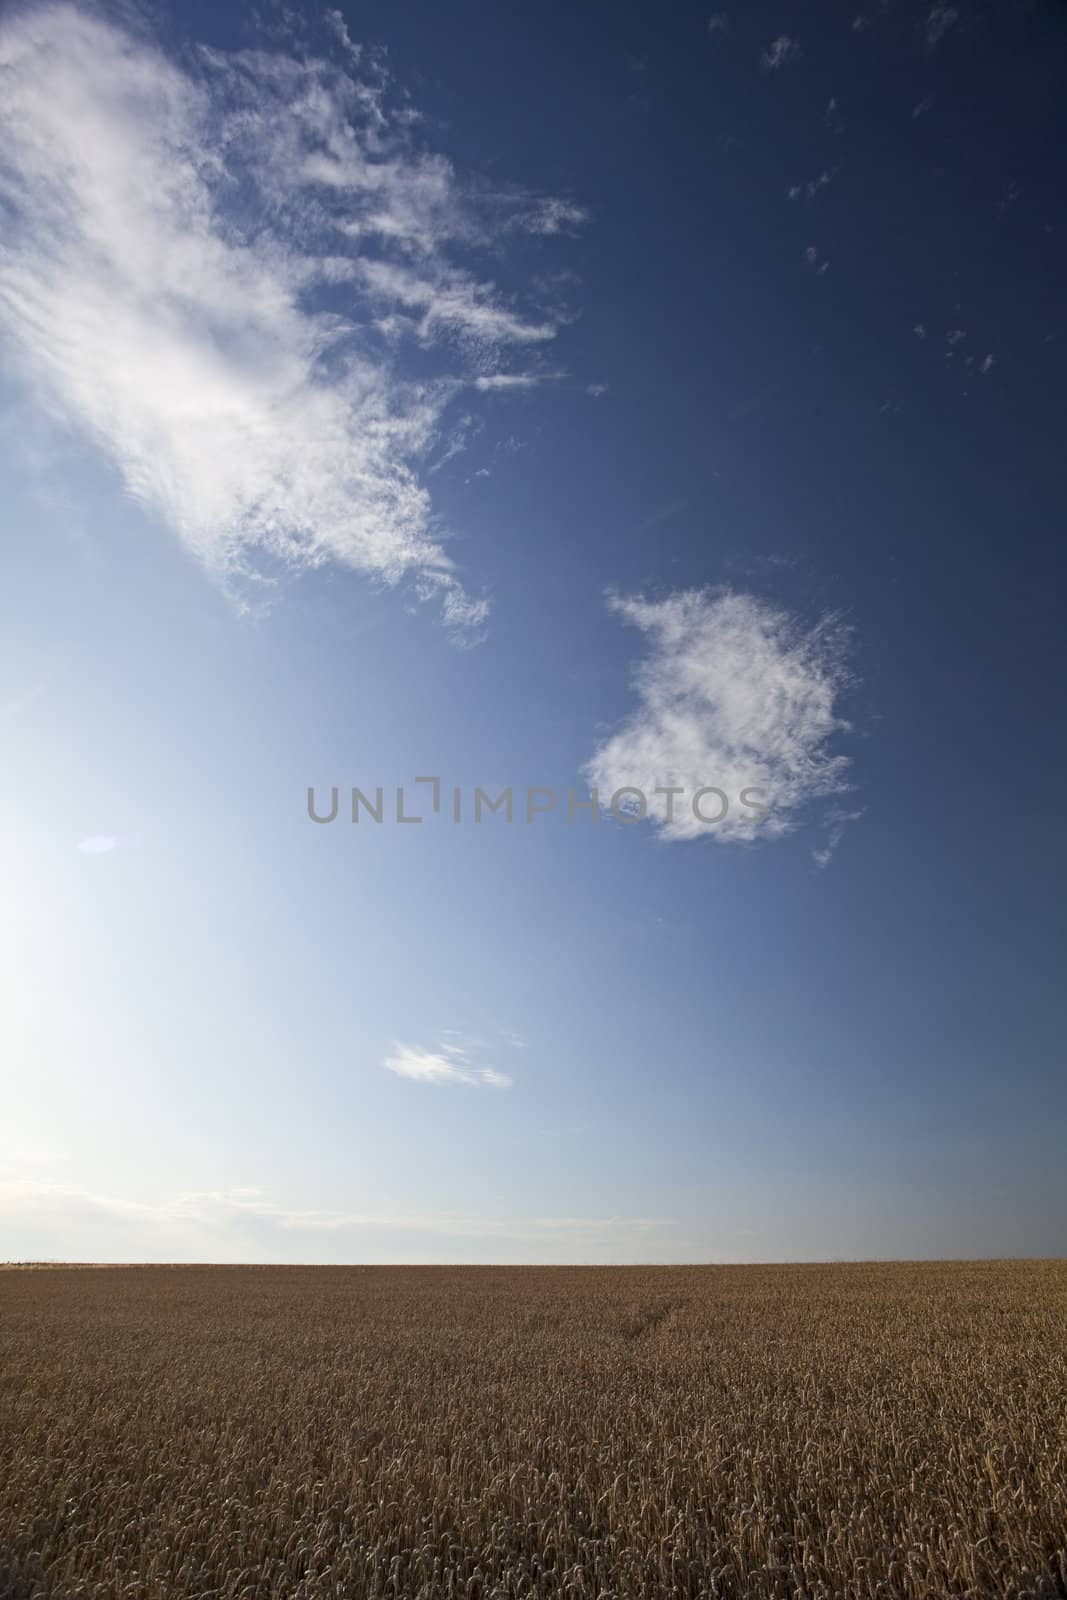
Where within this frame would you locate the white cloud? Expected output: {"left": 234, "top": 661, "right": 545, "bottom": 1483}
{"left": 384, "top": 1040, "right": 512, "bottom": 1088}
{"left": 0, "top": 5, "right": 582, "bottom": 638}
{"left": 707, "top": 13, "right": 730, "bottom": 38}
{"left": 585, "top": 589, "right": 856, "bottom": 844}
{"left": 77, "top": 835, "right": 117, "bottom": 854}
{"left": 473, "top": 372, "right": 559, "bottom": 392}
{"left": 762, "top": 35, "right": 802, "bottom": 72}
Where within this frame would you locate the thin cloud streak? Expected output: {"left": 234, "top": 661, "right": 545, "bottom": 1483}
{"left": 385, "top": 1041, "right": 513, "bottom": 1089}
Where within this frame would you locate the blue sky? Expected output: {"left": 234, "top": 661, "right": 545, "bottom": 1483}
{"left": 2, "top": 0, "right": 1065, "bottom": 1262}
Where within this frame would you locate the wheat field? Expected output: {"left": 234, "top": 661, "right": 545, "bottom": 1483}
{"left": 1, "top": 1262, "right": 1065, "bottom": 1599}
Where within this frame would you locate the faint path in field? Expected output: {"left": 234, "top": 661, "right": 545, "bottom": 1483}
{"left": 618, "top": 1294, "right": 690, "bottom": 1342}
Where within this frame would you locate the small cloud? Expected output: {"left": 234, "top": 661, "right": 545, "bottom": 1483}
{"left": 762, "top": 34, "right": 802, "bottom": 71}
{"left": 586, "top": 382, "right": 609, "bottom": 398}
{"left": 912, "top": 95, "right": 934, "bottom": 119}
{"left": 980, "top": 354, "right": 995, "bottom": 374}
{"left": 324, "top": 8, "right": 361, "bottom": 63}
{"left": 811, "top": 807, "right": 864, "bottom": 868}
{"left": 789, "top": 169, "right": 837, "bottom": 203}
{"left": 384, "top": 1040, "right": 512, "bottom": 1088}
{"left": 515, "top": 198, "right": 587, "bottom": 236}
{"left": 707, "top": 13, "right": 730, "bottom": 37}
{"left": 946, "top": 328, "right": 967, "bottom": 346}
{"left": 77, "top": 835, "right": 117, "bottom": 854}
{"left": 804, "top": 245, "right": 830, "bottom": 274}
{"left": 585, "top": 588, "right": 856, "bottom": 846}
{"left": 428, "top": 412, "right": 483, "bottom": 476}
{"left": 926, "top": 3, "right": 958, "bottom": 49}
{"left": 473, "top": 372, "right": 557, "bottom": 392}
{"left": 478, "top": 1068, "right": 512, "bottom": 1088}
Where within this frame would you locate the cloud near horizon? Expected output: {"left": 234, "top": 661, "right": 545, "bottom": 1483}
{"left": 0, "top": 1178, "right": 670, "bottom": 1261}
{"left": 585, "top": 589, "right": 856, "bottom": 845}
{"left": 0, "top": 4, "right": 583, "bottom": 637}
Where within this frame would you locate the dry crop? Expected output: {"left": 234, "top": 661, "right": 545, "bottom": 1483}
{"left": 1, "top": 1261, "right": 1065, "bottom": 1599}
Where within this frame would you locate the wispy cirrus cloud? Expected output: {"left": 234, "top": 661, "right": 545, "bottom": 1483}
{"left": 926, "top": 4, "right": 958, "bottom": 49}
{"left": 385, "top": 1039, "right": 512, "bottom": 1089}
{"left": 354, "top": 259, "right": 558, "bottom": 348}
{"left": 585, "top": 589, "right": 856, "bottom": 845}
{"left": 512, "top": 198, "right": 588, "bottom": 236}
{"left": 812, "top": 805, "right": 865, "bottom": 869}
{"left": 0, "top": 4, "right": 584, "bottom": 638}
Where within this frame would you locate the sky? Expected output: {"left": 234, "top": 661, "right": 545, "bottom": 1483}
{"left": 1, "top": 0, "right": 1065, "bottom": 1264}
